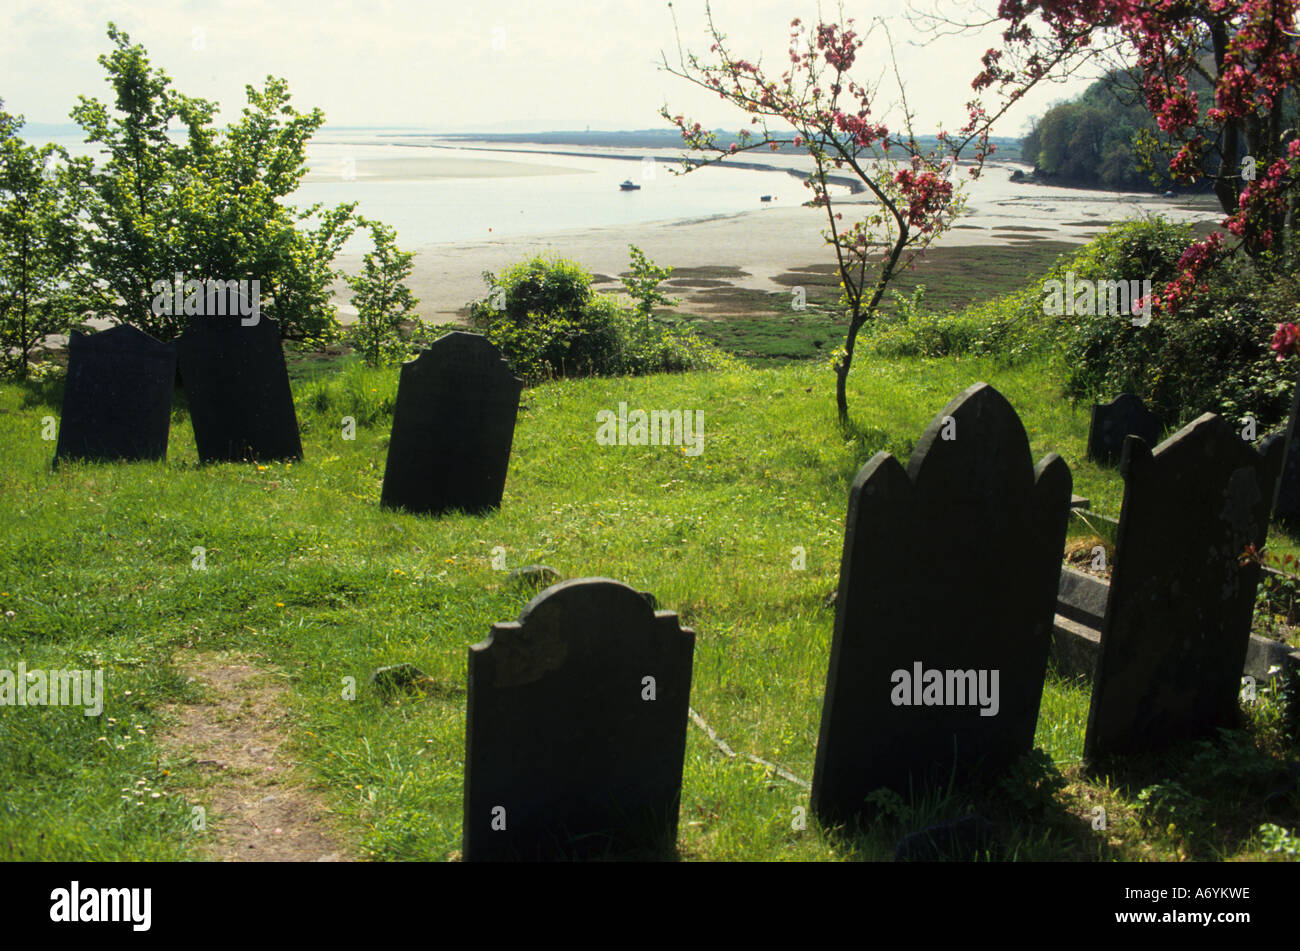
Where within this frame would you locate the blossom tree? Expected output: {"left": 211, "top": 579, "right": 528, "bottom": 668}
{"left": 961, "top": 0, "right": 1300, "bottom": 511}
{"left": 660, "top": 3, "right": 1002, "bottom": 422}
{"left": 962, "top": 0, "right": 1300, "bottom": 313}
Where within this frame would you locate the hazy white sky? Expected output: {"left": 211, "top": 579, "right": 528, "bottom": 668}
{"left": 1, "top": 0, "right": 1099, "bottom": 135}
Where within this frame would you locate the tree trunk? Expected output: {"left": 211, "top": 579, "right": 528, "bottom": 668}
{"left": 836, "top": 313, "right": 867, "bottom": 425}
{"left": 835, "top": 357, "right": 849, "bottom": 423}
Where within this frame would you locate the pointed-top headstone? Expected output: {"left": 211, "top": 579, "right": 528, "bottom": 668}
{"left": 1087, "top": 393, "right": 1162, "bottom": 466}
{"left": 1084, "top": 414, "right": 1282, "bottom": 760}
{"left": 175, "top": 314, "right": 302, "bottom": 463}
{"left": 381, "top": 332, "right": 522, "bottom": 516}
{"left": 463, "top": 577, "right": 695, "bottom": 861}
{"left": 54, "top": 325, "right": 176, "bottom": 465}
{"left": 811, "top": 383, "right": 1072, "bottom": 826}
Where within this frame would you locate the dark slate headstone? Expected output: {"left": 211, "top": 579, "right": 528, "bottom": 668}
{"left": 463, "top": 578, "right": 695, "bottom": 861}
{"left": 810, "top": 382, "right": 1072, "bottom": 826}
{"left": 175, "top": 315, "right": 302, "bottom": 463}
{"left": 54, "top": 325, "right": 175, "bottom": 465}
{"left": 1083, "top": 415, "right": 1283, "bottom": 760}
{"left": 381, "top": 332, "right": 522, "bottom": 517}
{"left": 1087, "top": 393, "right": 1161, "bottom": 466}
{"left": 1261, "top": 427, "right": 1300, "bottom": 527}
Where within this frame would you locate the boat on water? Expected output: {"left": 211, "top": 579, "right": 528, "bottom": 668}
{"left": 619, "top": 179, "right": 641, "bottom": 191}
{"left": 760, "top": 195, "right": 772, "bottom": 202}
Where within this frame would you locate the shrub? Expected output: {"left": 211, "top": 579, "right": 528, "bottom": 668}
{"left": 867, "top": 216, "right": 1298, "bottom": 431}
{"left": 1056, "top": 219, "right": 1296, "bottom": 428}
{"left": 470, "top": 253, "right": 593, "bottom": 326}
{"left": 466, "top": 251, "right": 736, "bottom": 382}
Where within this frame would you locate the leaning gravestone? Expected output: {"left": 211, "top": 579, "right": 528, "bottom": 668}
{"left": 1086, "top": 393, "right": 1161, "bottom": 466}
{"left": 463, "top": 578, "right": 695, "bottom": 861}
{"left": 811, "top": 383, "right": 1072, "bottom": 827}
{"left": 381, "top": 332, "right": 522, "bottom": 516}
{"left": 1083, "top": 415, "right": 1282, "bottom": 760}
{"left": 175, "top": 315, "right": 302, "bottom": 462}
{"left": 54, "top": 325, "right": 176, "bottom": 465}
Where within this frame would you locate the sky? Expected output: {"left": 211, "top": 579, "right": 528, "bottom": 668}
{"left": 0, "top": 0, "right": 1102, "bottom": 136}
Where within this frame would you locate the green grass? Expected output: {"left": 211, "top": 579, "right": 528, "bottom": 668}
{"left": 1, "top": 352, "right": 1296, "bottom": 861}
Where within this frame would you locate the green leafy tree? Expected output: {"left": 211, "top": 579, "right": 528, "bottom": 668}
{"left": 345, "top": 218, "right": 420, "bottom": 367}
{"left": 70, "top": 23, "right": 217, "bottom": 339}
{"left": 70, "top": 23, "right": 359, "bottom": 340}
{"left": 620, "top": 244, "right": 679, "bottom": 323}
{"left": 0, "top": 104, "right": 87, "bottom": 379}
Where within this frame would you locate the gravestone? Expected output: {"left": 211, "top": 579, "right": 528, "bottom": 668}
{"left": 1261, "top": 427, "right": 1300, "bottom": 527}
{"left": 381, "top": 332, "right": 522, "bottom": 516}
{"left": 54, "top": 325, "right": 175, "bottom": 465}
{"left": 1083, "top": 415, "right": 1283, "bottom": 760}
{"left": 175, "top": 315, "right": 302, "bottom": 463}
{"left": 811, "top": 383, "right": 1072, "bottom": 826}
{"left": 1051, "top": 565, "right": 1110, "bottom": 680}
{"left": 1087, "top": 393, "right": 1162, "bottom": 466}
{"left": 463, "top": 578, "right": 695, "bottom": 861}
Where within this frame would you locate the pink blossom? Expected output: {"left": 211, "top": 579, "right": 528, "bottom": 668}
{"left": 1272, "top": 322, "right": 1300, "bottom": 361}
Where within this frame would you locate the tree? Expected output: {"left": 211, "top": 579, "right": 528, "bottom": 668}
{"left": 963, "top": 0, "right": 1300, "bottom": 312}
{"left": 345, "top": 218, "right": 420, "bottom": 367}
{"left": 620, "top": 244, "right": 679, "bottom": 324}
{"left": 661, "top": 3, "right": 999, "bottom": 422}
{"left": 0, "top": 104, "right": 86, "bottom": 379}
{"left": 70, "top": 23, "right": 360, "bottom": 340}
{"left": 70, "top": 23, "right": 217, "bottom": 339}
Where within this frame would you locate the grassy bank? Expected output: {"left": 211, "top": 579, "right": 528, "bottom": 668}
{"left": 1, "top": 353, "right": 1296, "bottom": 861}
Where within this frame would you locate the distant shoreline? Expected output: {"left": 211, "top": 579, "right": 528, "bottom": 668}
{"left": 324, "top": 144, "right": 1221, "bottom": 326}
{"left": 380, "top": 140, "right": 867, "bottom": 194}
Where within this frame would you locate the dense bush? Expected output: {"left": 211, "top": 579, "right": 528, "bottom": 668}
{"left": 466, "top": 252, "right": 736, "bottom": 382}
{"left": 870, "top": 217, "right": 1298, "bottom": 430}
{"left": 1056, "top": 219, "right": 1296, "bottom": 429}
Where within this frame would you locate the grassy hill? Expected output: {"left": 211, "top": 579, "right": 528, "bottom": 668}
{"left": 2, "top": 351, "right": 1294, "bottom": 861}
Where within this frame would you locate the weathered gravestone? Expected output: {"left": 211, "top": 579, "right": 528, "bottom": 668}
{"left": 810, "top": 383, "right": 1072, "bottom": 826}
{"left": 1261, "top": 426, "right": 1300, "bottom": 527}
{"left": 1083, "top": 415, "right": 1283, "bottom": 760}
{"left": 175, "top": 315, "right": 302, "bottom": 463}
{"left": 381, "top": 332, "right": 522, "bottom": 517}
{"left": 54, "top": 325, "right": 176, "bottom": 465}
{"left": 1087, "top": 393, "right": 1162, "bottom": 466}
{"left": 1051, "top": 565, "right": 1110, "bottom": 679}
{"left": 463, "top": 578, "right": 695, "bottom": 860}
